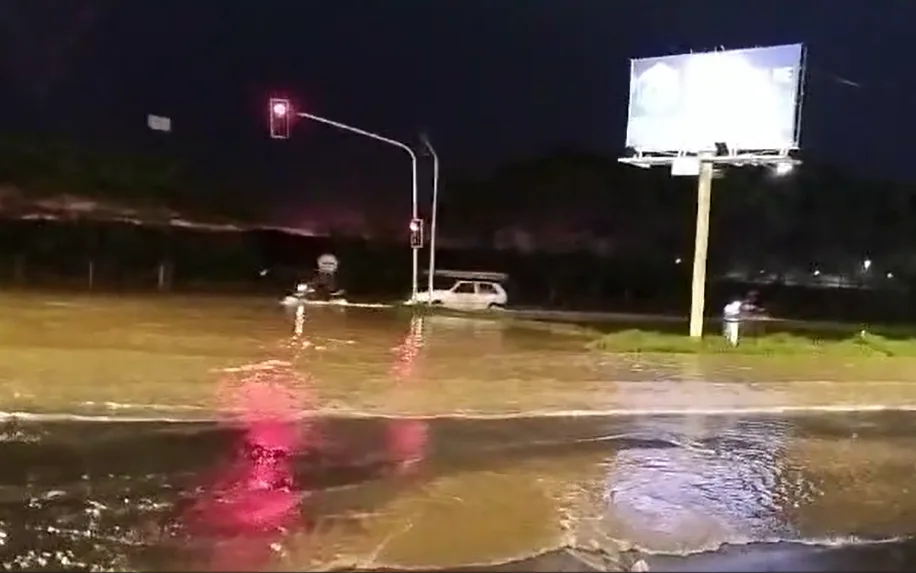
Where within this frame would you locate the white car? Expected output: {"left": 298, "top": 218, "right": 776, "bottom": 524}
{"left": 413, "top": 279, "right": 508, "bottom": 311}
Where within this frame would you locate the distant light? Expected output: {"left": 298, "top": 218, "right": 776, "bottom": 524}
{"left": 813, "top": 269, "right": 820, "bottom": 276}
{"left": 408, "top": 219, "right": 420, "bottom": 232}
{"left": 863, "top": 259, "right": 872, "bottom": 271}
{"left": 272, "top": 101, "right": 288, "bottom": 117}
{"left": 887, "top": 272, "right": 894, "bottom": 279}
{"left": 773, "top": 162, "right": 794, "bottom": 177}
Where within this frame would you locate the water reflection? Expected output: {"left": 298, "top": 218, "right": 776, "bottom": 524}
{"left": 177, "top": 305, "right": 320, "bottom": 569}
{"left": 592, "top": 416, "right": 823, "bottom": 554}
{"left": 386, "top": 315, "right": 429, "bottom": 473}
{"left": 183, "top": 361, "right": 313, "bottom": 570}
{"left": 294, "top": 305, "right": 306, "bottom": 338}
{"left": 175, "top": 311, "right": 431, "bottom": 570}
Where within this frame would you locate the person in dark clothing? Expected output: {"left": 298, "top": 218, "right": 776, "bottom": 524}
{"left": 291, "top": 270, "right": 344, "bottom": 302}
{"left": 308, "top": 270, "right": 340, "bottom": 300}
{"left": 742, "top": 290, "right": 765, "bottom": 315}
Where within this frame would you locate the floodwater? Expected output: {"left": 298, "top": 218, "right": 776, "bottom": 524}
{"left": 3, "top": 293, "right": 916, "bottom": 571}
{"left": 4, "top": 293, "right": 916, "bottom": 416}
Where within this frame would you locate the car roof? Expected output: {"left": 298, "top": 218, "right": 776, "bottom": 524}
{"left": 433, "top": 270, "right": 509, "bottom": 282}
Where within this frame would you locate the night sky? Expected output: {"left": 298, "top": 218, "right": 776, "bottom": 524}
{"left": 0, "top": 0, "right": 912, "bottom": 208}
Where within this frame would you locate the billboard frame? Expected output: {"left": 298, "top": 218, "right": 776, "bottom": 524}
{"left": 619, "top": 148, "right": 800, "bottom": 169}
{"left": 624, "top": 43, "right": 807, "bottom": 156}
{"left": 618, "top": 43, "right": 807, "bottom": 340}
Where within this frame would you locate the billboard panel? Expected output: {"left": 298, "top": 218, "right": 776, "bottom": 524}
{"left": 625, "top": 44, "right": 804, "bottom": 153}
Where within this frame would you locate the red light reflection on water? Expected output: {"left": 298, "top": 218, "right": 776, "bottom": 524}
{"left": 182, "top": 312, "right": 429, "bottom": 569}
{"left": 217, "top": 360, "right": 313, "bottom": 453}
{"left": 389, "top": 314, "right": 424, "bottom": 381}
{"left": 385, "top": 315, "right": 429, "bottom": 472}
{"left": 185, "top": 360, "right": 315, "bottom": 571}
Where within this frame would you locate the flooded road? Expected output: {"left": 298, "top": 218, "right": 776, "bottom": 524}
{"left": 4, "top": 413, "right": 916, "bottom": 571}
{"left": 2, "top": 293, "right": 916, "bottom": 571}
{"left": 3, "top": 293, "right": 916, "bottom": 416}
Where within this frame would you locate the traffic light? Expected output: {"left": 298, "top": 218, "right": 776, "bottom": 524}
{"left": 409, "top": 218, "right": 424, "bottom": 249}
{"left": 269, "top": 98, "right": 291, "bottom": 139}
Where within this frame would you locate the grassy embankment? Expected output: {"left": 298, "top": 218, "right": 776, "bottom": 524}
{"left": 588, "top": 328, "right": 916, "bottom": 357}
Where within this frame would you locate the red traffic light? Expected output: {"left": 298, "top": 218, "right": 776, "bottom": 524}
{"left": 409, "top": 218, "right": 424, "bottom": 248}
{"left": 269, "top": 98, "right": 291, "bottom": 139}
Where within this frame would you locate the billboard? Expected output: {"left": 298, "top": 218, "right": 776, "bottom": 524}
{"left": 625, "top": 44, "right": 804, "bottom": 153}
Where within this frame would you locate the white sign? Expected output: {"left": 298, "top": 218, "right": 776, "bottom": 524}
{"left": 147, "top": 114, "right": 172, "bottom": 133}
{"left": 671, "top": 156, "right": 701, "bottom": 177}
{"left": 317, "top": 253, "right": 339, "bottom": 274}
{"left": 625, "top": 44, "right": 804, "bottom": 153}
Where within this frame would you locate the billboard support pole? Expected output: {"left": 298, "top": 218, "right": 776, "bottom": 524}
{"left": 689, "top": 155, "right": 714, "bottom": 339}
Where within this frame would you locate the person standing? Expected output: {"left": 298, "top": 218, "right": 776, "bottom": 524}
{"left": 723, "top": 298, "right": 743, "bottom": 346}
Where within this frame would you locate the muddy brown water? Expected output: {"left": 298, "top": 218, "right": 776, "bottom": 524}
{"left": 3, "top": 293, "right": 916, "bottom": 571}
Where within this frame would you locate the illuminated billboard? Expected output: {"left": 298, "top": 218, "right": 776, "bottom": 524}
{"left": 625, "top": 44, "right": 805, "bottom": 153}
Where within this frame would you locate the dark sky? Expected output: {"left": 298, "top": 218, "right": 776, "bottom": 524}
{"left": 0, "top": 0, "right": 913, "bottom": 192}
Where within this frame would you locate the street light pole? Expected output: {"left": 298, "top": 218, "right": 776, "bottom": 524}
{"left": 419, "top": 134, "right": 439, "bottom": 304}
{"left": 294, "top": 111, "right": 420, "bottom": 301}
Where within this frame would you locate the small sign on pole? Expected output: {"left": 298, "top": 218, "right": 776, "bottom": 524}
{"left": 671, "top": 156, "right": 701, "bottom": 177}
{"left": 147, "top": 114, "right": 172, "bottom": 133}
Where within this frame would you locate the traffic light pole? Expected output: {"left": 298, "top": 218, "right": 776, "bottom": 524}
{"left": 419, "top": 134, "right": 439, "bottom": 304}
{"left": 294, "top": 111, "right": 420, "bottom": 302}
